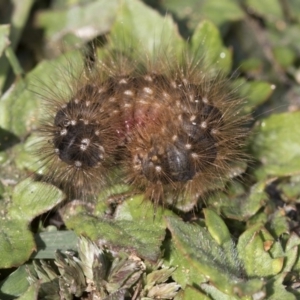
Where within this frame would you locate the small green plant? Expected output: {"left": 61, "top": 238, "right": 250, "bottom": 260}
{"left": 1, "top": 1, "right": 300, "bottom": 299}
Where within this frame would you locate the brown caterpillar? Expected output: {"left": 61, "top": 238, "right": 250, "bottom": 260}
{"left": 36, "top": 36, "right": 249, "bottom": 210}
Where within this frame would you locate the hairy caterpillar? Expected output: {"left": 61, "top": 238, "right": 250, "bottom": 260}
{"left": 34, "top": 32, "right": 249, "bottom": 211}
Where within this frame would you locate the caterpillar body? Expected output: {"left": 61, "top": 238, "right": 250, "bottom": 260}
{"left": 36, "top": 32, "right": 249, "bottom": 211}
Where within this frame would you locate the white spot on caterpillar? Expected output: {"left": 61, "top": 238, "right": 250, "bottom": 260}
{"left": 201, "top": 121, "right": 207, "bottom": 128}
{"left": 155, "top": 166, "right": 162, "bottom": 172}
{"left": 143, "top": 87, "right": 153, "bottom": 94}
{"left": 74, "top": 161, "right": 82, "bottom": 167}
{"left": 80, "top": 138, "right": 90, "bottom": 151}
{"left": 163, "top": 92, "right": 170, "bottom": 98}
{"left": 119, "top": 78, "right": 127, "bottom": 84}
{"left": 191, "top": 153, "right": 198, "bottom": 159}
{"left": 124, "top": 90, "right": 134, "bottom": 96}
{"left": 60, "top": 129, "right": 67, "bottom": 136}
{"left": 144, "top": 75, "right": 153, "bottom": 81}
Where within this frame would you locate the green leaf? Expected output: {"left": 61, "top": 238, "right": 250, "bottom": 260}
{"left": 163, "top": 238, "right": 207, "bottom": 290}
{"left": 233, "top": 78, "right": 274, "bottom": 112}
{"left": 251, "top": 111, "right": 300, "bottom": 177}
{"left": 204, "top": 209, "right": 231, "bottom": 246}
{"left": 63, "top": 195, "right": 168, "bottom": 263}
{"left": 166, "top": 216, "right": 242, "bottom": 295}
{"left": 277, "top": 175, "right": 300, "bottom": 203}
{"left": 166, "top": 216, "right": 265, "bottom": 297}
{"left": 0, "top": 25, "right": 10, "bottom": 57}
{"left": 8, "top": 179, "right": 65, "bottom": 221}
{"left": 200, "top": 283, "right": 238, "bottom": 300}
{"left": 0, "top": 219, "right": 35, "bottom": 268}
{"left": 17, "top": 281, "right": 40, "bottom": 300}
{"left": 283, "top": 233, "right": 300, "bottom": 273}
{"left": 36, "top": 0, "right": 120, "bottom": 52}
{"left": 0, "top": 0, "right": 35, "bottom": 92}
{"left": 201, "top": 0, "right": 245, "bottom": 26}
{"left": 273, "top": 46, "right": 296, "bottom": 68}
{"left": 162, "top": 0, "right": 244, "bottom": 30}
{"left": 191, "top": 20, "right": 232, "bottom": 75}
{"left": 237, "top": 225, "right": 284, "bottom": 277}
{"left": 207, "top": 181, "right": 268, "bottom": 221}
{"left": 246, "top": 0, "right": 284, "bottom": 23}
{"left": 267, "top": 209, "right": 289, "bottom": 239}
{"left": 266, "top": 274, "right": 298, "bottom": 300}
{"left": 0, "top": 50, "right": 84, "bottom": 137}
{"left": 0, "top": 179, "right": 65, "bottom": 269}
{"left": 0, "top": 264, "right": 31, "bottom": 297}
{"left": 32, "top": 231, "right": 78, "bottom": 259}
{"left": 175, "top": 285, "right": 210, "bottom": 300}
{"left": 109, "top": 0, "right": 184, "bottom": 57}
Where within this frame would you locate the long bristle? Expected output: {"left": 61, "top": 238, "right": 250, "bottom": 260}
{"left": 35, "top": 36, "right": 250, "bottom": 209}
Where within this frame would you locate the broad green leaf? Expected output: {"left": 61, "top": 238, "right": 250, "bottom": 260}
{"left": 246, "top": 0, "right": 284, "bottom": 23}
{"left": 0, "top": 50, "right": 84, "bottom": 137}
{"left": 233, "top": 78, "right": 274, "bottom": 112}
{"left": 0, "top": 179, "right": 65, "bottom": 268}
{"left": 167, "top": 216, "right": 265, "bottom": 297}
{"left": 114, "top": 194, "right": 174, "bottom": 222}
{"left": 273, "top": 46, "right": 296, "bottom": 68}
{"left": 36, "top": 0, "right": 120, "bottom": 53}
{"left": 283, "top": 233, "right": 300, "bottom": 273}
{"left": 8, "top": 179, "right": 65, "bottom": 222}
{"left": 63, "top": 195, "right": 168, "bottom": 263}
{"left": 0, "top": 219, "right": 35, "bottom": 268}
{"left": 267, "top": 209, "right": 289, "bottom": 239}
{"left": 14, "top": 134, "right": 45, "bottom": 174}
{"left": 204, "top": 209, "right": 231, "bottom": 245}
{"left": 166, "top": 216, "right": 242, "bottom": 296}
{"left": 191, "top": 20, "right": 232, "bottom": 75}
{"left": 251, "top": 111, "right": 300, "bottom": 177}
{"left": 266, "top": 274, "right": 298, "bottom": 300}
{"left": 207, "top": 181, "right": 268, "bottom": 221}
{"left": 163, "top": 239, "right": 207, "bottom": 289}
{"left": 277, "top": 175, "right": 300, "bottom": 203}
{"left": 200, "top": 283, "right": 238, "bottom": 300}
{"left": 0, "top": 265, "right": 31, "bottom": 297}
{"left": 237, "top": 225, "right": 284, "bottom": 277}
{"left": 109, "top": 0, "right": 184, "bottom": 57}
{"left": 175, "top": 285, "right": 210, "bottom": 300}
{"left": 201, "top": 0, "right": 245, "bottom": 26}
{"left": 17, "top": 282, "right": 40, "bottom": 300}
{"left": 162, "top": 0, "right": 244, "bottom": 30}
{"left": 201, "top": 280, "right": 266, "bottom": 300}
{"left": 32, "top": 231, "right": 78, "bottom": 259}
